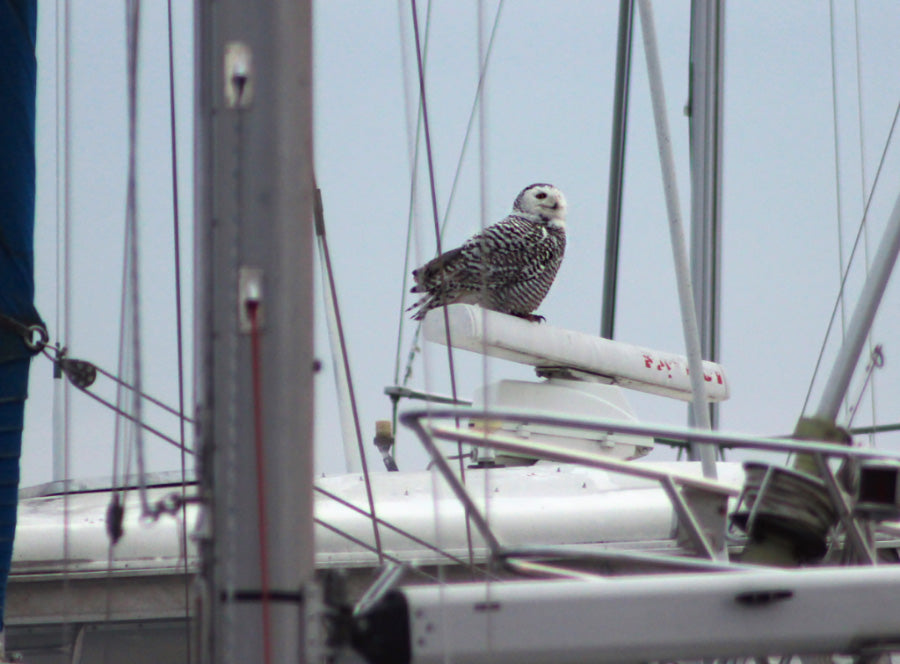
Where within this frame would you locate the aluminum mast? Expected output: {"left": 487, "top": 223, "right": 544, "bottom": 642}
{"left": 687, "top": 0, "right": 725, "bottom": 431}
{"left": 195, "top": 2, "right": 315, "bottom": 662}
{"left": 600, "top": 0, "right": 635, "bottom": 340}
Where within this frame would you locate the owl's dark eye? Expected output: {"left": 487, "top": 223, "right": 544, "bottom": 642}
{"left": 535, "top": 192, "right": 547, "bottom": 199}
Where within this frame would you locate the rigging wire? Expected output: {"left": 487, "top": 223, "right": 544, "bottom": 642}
{"left": 48, "top": 0, "right": 191, "bottom": 648}
{"left": 38, "top": 346, "right": 195, "bottom": 455}
{"left": 827, "top": 0, "right": 849, "bottom": 344}
{"left": 852, "top": 0, "right": 879, "bottom": 443}
{"left": 475, "top": 0, "right": 498, "bottom": 604}
{"left": 408, "top": 0, "right": 462, "bottom": 416}
{"left": 408, "top": 0, "right": 475, "bottom": 569}
{"left": 48, "top": 369, "right": 193, "bottom": 455}
{"left": 435, "top": 0, "right": 505, "bottom": 243}
{"left": 313, "top": 519, "right": 439, "bottom": 582}
{"left": 53, "top": 0, "right": 72, "bottom": 485}
{"left": 55, "top": 0, "right": 74, "bottom": 646}
{"left": 823, "top": 0, "right": 878, "bottom": 434}
{"left": 165, "top": 1, "right": 193, "bottom": 654}
{"left": 111, "top": 196, "right": 135, "bottom": 502}
{"left": 315, "top": 188, "right": 385, "bottom": 563}
{"left": 800, "top": 96, "right": 900, "bottom": 417}
{"left": 122, "top": 0, "right": 153, "bottom": 519}
{"left": 392, "top": 0, "right": 506, "bottom": 411}
{"left": 93, "top": 361, "right": 194, "bottom": 422}
{"left": 314, "top": 485, "right": 491, "bottom": 574}
{"left": 392, "top": 0, "right": 431, "bottom": 402}
{"left": 105, "top": 0, "right": 147, "bottom": 630}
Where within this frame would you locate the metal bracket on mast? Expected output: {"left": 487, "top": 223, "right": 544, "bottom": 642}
{"left": 238, "top": 267, "right": 264, "bottom": 333}
{"left": 224, "top": 42, "right": 254, "bottom": 108}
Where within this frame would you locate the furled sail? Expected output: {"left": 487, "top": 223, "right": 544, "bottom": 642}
{"left": 0, "top": 0, "right": 39, "bottom": 635}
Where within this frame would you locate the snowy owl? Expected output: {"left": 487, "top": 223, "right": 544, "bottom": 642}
{"left": 407, "top": 183, "right": 567, "bottom": 322}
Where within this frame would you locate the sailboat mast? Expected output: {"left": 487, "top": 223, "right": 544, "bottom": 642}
{"left": 687, "top": 0, "right": 725, "bottom": 431}
{"left": 195, "top": 2, "right": 315, "bottom": 662}
{"left": 600, "top": 0, "right": 634, "bottom": 340}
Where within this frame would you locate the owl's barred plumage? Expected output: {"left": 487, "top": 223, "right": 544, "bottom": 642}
{"left": 407, "top": 183, "right": 567, "bottom": 322}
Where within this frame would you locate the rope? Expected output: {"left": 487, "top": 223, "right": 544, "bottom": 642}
{"left": 247, "top": 302, "right": 273, "bottom": 664}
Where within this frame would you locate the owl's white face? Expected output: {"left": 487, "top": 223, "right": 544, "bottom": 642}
{"left": 514, "top": 183, "right": 567, "bottom": 227}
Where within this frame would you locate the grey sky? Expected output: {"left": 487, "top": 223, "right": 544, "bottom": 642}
{"left": 22, "top": 1, "right": 900, "bottom": 486}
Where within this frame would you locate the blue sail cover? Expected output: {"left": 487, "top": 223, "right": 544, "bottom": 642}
{"left": 0, "top": 0, "right": 38, "bottom": 633}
